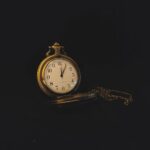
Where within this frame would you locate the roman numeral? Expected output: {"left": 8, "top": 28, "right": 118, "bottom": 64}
{"left": 52, "top": 63, "right": 55, "bottom": 67}
{"left": 55, "top": 85, "right": 58, "bottom": 90}
{"left": 47, "top": 75, "right": 50, "bottom": 79}
{"left": 48, "top": 69, "right": 52, "bottom": 73}
{"left": 62, "top": 87, "right": 65, "bottom": 91}
{"left": 58, "top": 62, "right": 62, "bottom": 65}
{"left": 50, "top": 82, "right": 53, "bottom": 86}
{"left": 69, "top": 67, "right": 72, "bottom": 71}
{"left": 72, "top": 73, "right": 75, "bottom": 77}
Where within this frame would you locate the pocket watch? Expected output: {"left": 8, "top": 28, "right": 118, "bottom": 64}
{"left": 37, "top": 42, "right": 81, "bottom": 97}
{"left": 37, "top": 42, "right": 133, "bottom": 106}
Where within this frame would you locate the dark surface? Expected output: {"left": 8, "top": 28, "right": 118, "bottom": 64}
{"left": 1, "top": 0, "right": 149, "bottom": 150}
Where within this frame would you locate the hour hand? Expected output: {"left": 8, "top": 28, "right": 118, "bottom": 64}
{"left": 60, "top": 64, "right": 66, "bottom": 78}
{"left": 60, "top": 67, "right": 63, "bottom": 78}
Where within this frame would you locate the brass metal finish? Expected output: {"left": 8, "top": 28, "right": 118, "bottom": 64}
{"left": 37, "top": 42, "right": 81, "bottom": 96}
{"left": 37, "top": 42, "right": 133, "bottom": 106}
{"left": 97, "top": 86, "right": 133, "bottom": 105}
{"left": 51, "top": 86, "right": 133, "bottom": 106}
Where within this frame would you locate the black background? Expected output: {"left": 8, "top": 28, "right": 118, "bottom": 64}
{"left": 1, "top": 0, "right": 150, "bottom": 150}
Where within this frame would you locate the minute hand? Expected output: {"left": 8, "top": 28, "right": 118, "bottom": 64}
{"left": 62, "top": 64, "right": 67, "bottom": 77}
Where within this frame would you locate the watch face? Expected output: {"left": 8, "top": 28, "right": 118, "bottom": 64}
{"left": 43, "top": 57, "right": 79, "bottom": 94}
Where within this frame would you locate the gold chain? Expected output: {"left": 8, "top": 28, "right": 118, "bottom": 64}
{"left": 51, "top": 86, "right": 133, "bottom": 106}
{"left": 96, "top": 86, "right": 133, "bottom": 106}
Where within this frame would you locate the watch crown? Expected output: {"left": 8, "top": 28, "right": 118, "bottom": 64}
{"left": 49, "top": 42, "right": 64, "bottom": 50}
{"left": 46, "top": 42, "right": 64, "bottom": 56}
{"left": 53, "top": 42, "right": 61, "bottom": 46}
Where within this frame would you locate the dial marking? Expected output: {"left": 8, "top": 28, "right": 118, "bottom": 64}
{"left": 44, "top": 58, "right": 79, "bottom": 94}
{"left": 62, "top": 87, "right": 65, "bottom": 91}
{"left": 69, "top": 66, "right": 72, "bottom": 71}
{"left": 47, "top": 75, "right": 50, "bottom": 79}
{"left": 72, "top": 73, "right": 75, "bottom": 77}
{"left": 55, "top": 85, "right": 58, "bottom": 90}
{"left": 52, "top": 63, "right": 55, "bottom": 67}
{"left": 67, "top": 84, "right": 71, "bottom": 88}
{"left": 58, "top": 62, "right": 62, "bottom": 66}
{"left": 48, "top": 69, "right": 52, "bottom": 73}
{"left": 50, "top": 82, "right": 53, "bottom": 86}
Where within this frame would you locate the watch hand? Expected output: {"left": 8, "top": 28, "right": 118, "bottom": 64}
{"left": 60, "top": 67, "right": 63, "bottom": 78}
{"left": 62, "top": 64, "right": 67, "bottom": 77}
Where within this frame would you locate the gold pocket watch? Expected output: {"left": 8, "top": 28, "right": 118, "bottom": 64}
{"left": 37, "top": 42, "right": 133, "bottom": 106}
{"left": 37, "top": 42, "right": 81, "bottom": 97}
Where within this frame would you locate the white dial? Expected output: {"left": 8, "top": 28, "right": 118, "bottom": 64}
{"left": 44, "top": 58, "right": 79, "bottom": 94}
